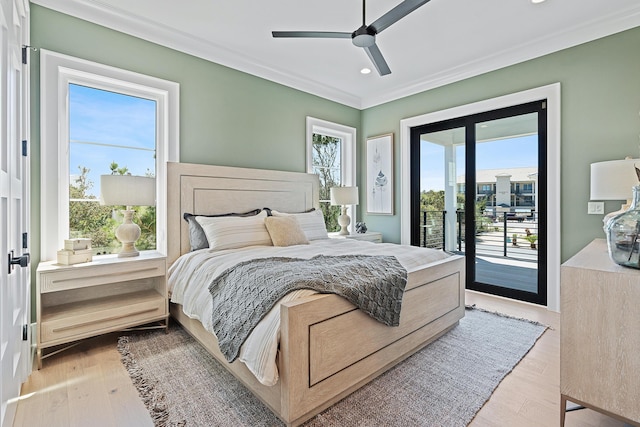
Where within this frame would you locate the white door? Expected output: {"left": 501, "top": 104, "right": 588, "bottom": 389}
{"left": 0, "top": 0, "right": 30, "bottom": 426}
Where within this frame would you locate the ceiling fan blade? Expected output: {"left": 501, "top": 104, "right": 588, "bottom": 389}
{"left": 272, "top": 31, "right": 352, "bottom": 39}
{"left": 369, "top": 0, "right": 432, "bottom": 34}
{"left": 363, "top": 43, "right": 391, "bottom": 76}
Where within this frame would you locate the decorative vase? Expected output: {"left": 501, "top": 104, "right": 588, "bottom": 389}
{"left": 606, "top": 185, "right": 640, "bottom": 268}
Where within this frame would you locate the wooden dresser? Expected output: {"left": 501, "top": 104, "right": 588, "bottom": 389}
{"left": 560, "top": 239, "right": 640, "bottom": 426}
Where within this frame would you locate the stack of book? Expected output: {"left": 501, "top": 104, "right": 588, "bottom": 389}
{"left": 57, "top": 238, "right": 93, "bottom": 265}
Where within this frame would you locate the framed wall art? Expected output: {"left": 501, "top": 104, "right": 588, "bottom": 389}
{"left": 366, "top": 133, "right": 394, "bottom": 215}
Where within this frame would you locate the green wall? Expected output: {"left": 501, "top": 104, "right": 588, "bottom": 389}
{"left": 30, "top": 4, "right": 640, "bottom": 275}
{"left": 361, "top": 26, "right": 640, "bottom": 261}
{"left": 29, "top": 5, "right": 360, "bottom": 259}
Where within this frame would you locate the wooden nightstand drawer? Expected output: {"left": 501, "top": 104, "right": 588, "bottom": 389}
{"left": 40, "top": 290, "right": 166, "bottom": 346}
{"left": 39, "top": 258, "right": 165, "bottom": 293}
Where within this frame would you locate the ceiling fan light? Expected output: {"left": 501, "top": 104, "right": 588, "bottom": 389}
{"left": 352, "top": 33, "right": 375, "bottom": 48}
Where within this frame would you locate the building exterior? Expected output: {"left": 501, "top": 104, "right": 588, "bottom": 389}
{"left": 457, "top": 167, "right": 538, "bottom": 217}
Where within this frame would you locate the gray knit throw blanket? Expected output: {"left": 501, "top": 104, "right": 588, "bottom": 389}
{"left": 208, "top": 254, "right": 408, "bottom": 362}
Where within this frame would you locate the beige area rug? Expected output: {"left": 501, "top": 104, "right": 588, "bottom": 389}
{"left": 118, "top": 307, "right": 546, "bottom": 426}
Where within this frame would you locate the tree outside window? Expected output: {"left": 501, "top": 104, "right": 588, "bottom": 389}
{"left": 311, "top": 133, "right": 342, "bottom": 232}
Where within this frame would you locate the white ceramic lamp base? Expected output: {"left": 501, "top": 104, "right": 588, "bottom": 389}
{"left": 338, "top": 206, "right": 351, "bottom": 235}
{"left": 115, "top": 209, "right": 141, "bottom": 257}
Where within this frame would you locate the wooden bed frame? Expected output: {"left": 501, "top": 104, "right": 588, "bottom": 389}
{"left": 167, "top": 162, "right": 465, "bottom": 426}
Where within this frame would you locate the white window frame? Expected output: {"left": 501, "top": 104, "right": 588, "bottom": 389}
{"left": 40, "top": 49, "right": 179, "bottom": 261}
{"left": 306, "top": 116, "right": 356, "bottom": 231}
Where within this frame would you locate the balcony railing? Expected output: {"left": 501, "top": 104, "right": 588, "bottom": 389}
{"left": 419, "top": 210, "right": 539, "bottom": 260}
{"left": 419, "top": 210, "right": 447, "bottom": 249}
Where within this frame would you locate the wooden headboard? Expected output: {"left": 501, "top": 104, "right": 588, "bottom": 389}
{"left": 167, "top": 162, "right": 320, "bottom": 265}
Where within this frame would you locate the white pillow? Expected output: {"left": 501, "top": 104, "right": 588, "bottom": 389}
{"left": 196, "top": 211, "right": 272, "bottom": 251}
{"left": 271, "top": 209, "right": 328, "bottom": 240}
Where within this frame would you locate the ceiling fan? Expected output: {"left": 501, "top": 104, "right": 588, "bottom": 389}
{"left": 272, "top": 0, "right": 432, "bottom": 76}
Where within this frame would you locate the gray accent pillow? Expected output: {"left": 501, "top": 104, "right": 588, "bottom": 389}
{"left": 183, "top": 209, "right": 262, "bottom": 251}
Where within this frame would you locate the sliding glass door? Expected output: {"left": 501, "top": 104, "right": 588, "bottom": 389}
{"left": 411, "top": 123, "right": 465, "bottom": 252}
{"left": 410, "top": 101, "right": 547, "bottom": 305}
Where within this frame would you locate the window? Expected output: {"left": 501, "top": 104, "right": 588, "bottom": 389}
{"left": 311, "top": 133, "right": 342, "bottom": 231}
{"left": 40, "top": 50, "right": 179, "bottom": 261}
{"left": 306, "top": 117, "right": 356, "bottom": 232}
{"left": 69, "top": 84, "right": 157, "bottom": 254}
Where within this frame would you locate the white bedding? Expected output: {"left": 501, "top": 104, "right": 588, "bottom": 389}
{"left": 168, "top": 238, "right": 450, "bottom": 386}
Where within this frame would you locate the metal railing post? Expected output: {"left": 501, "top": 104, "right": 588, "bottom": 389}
{"left": 442, "top": 210, "right": 447, "bottom": 250}
{"left": 422, "top": 211, "right": 427, "bottom": 248}
{"left": 503, "top": 212, "right": 508, "bottom": 257}
{"left": 457, "top": 211, "right": 462, "bottom": 252}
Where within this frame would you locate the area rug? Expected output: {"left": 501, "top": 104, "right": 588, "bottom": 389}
{"left": 118, "top": 308, "right": 546, "bottom": 426}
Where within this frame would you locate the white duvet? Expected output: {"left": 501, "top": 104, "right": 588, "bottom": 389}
{"left": 168, "top": 238, "right": 450, "bottom": 386}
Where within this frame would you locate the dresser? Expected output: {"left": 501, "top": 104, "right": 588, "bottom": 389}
{"left": 560, "top": 239, "right": 640, "bottom": 426}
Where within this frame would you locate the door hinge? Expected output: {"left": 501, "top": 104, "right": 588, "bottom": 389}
{"left": 22, "top": 140, "right": 27, "bottom": 157}
{"left": 22, "top": 324, "right": 28, "bottom": 341}
{"left": 21, "top": 46, "right": 27, "bottom": 65}
{"left": 542, "top": 101, "right": 547, "bottom": 109}
{"left": 22, "top": 232, "right": 28, "bottom": 249}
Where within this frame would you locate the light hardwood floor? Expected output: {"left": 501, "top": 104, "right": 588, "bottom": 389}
{"left": 14, "top": 291, "right": 625, "bottom": 427}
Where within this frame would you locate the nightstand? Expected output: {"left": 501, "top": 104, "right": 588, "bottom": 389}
{"left": 36, "top": 250, "right": 168, "bottom": 368}
{"left": 328, "top": 231, "right": 383, "bottom": 243}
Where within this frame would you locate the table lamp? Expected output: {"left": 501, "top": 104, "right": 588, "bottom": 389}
{"left": 590, "top": 158, "right": 639, "bottom": 227}
{"left": 100, "top": 174, "right": 155, "bottom": 257}
{"left": 330, "top": 186, "right": 359, "bottom": 235}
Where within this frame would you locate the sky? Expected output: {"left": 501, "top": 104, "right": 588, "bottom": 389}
{"left": 69, "top": 84, "right": 156, "bottom": 198}
{"left": 69, "top": 83, "right": 537, "bottom": 198}
{"left": 420, "top": 135, "right": 538, "bottom": 192}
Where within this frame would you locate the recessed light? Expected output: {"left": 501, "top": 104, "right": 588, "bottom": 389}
{"left": 531, "top": 0, "right": 546, "bottom": 3}
{"left": 360, "top": 68, "right": 371, "bottom": 75}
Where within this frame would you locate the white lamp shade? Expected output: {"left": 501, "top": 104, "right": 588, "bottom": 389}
{"left": 100, "top": 175, "right": 156, "bottom": 206}
{"left": 590, "top": 159, "right": 639, "bottom": 200}
{"left": 330, "top": 186, "right": 359, "bottom": 206}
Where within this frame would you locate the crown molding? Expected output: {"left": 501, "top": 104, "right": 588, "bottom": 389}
{"left": 33, "top": 0, "right": 640, "bottom": 110}
{"left": 31, "top": 0, "right": 362, "bottom": 108}
{"left": 360, "top": 4, "right": 640, "bottom": 108}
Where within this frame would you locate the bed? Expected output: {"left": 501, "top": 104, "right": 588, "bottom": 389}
{"left": 166, "top": 161, "right": 465, "bottom": 427}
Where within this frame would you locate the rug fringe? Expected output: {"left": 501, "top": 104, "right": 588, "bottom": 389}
{"left": 117, "top": 335, "right": 177, "bottom": 427}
